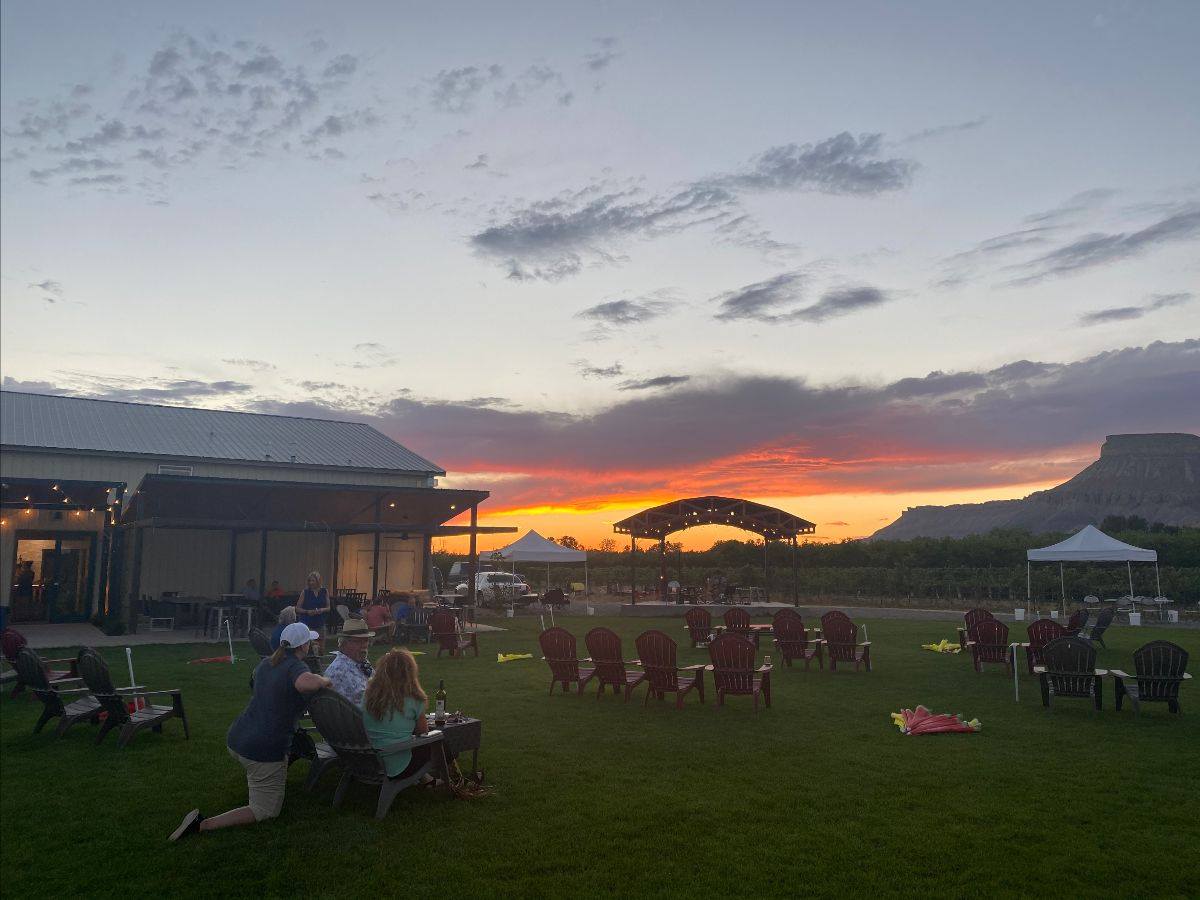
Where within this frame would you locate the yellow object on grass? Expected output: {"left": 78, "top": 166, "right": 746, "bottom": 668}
{"left": 497, "top": 652, "right": 534, "bottom": 663}
{"left": 921, "top": 639, "right": 962, "bottom": 654}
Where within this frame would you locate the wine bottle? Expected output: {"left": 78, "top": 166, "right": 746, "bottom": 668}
{"left": 435, "top": 679, "right": 446, "bottom": 728}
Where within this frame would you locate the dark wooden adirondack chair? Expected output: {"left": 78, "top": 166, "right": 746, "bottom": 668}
{"left": 1111, "top": 641, "right": 1191, "bottom": 715}
{"left": 723, "top": 607, "right": 751, "bottom": 636}
{"left": 1035, "top": 636, "right": 1105, "bottom": 710}
{"left": 685, "top": 607, "right": 712, "bottom": 648}
{"left": 820, "top": 611, "right": 871, "bottom": 672}
{"left": 1023, "top": 619, "right": 1067, "bottom": 674}
{"left": 307, "top": 688, "right": 450, "bottom": 818}
{"left": 13, "top": 648, "right": 101, "bottom": 736}
{"left": 1065, "top": 608, "right": 1089, "bottom": 635}
{"left": 707, "top": 634, "right": 771, "bottom": 709}
{"left": 429, "top": 609, "right": 478, "bottom": 658}
{"left": 772, "top": 609, "right": 823, "bottom": 670}
{"left": 541, "top": 588, "right": 569, "bottom": 609}
{"left": 248, "top": 627, "right": 273, "bottom": 660}
{"left": 956, "top": 608, "right": 995, "bottom": 650}
{"left": 1084, "top": 607, "right": 1115, "bottom": 648}
{"left": 539, "top": 628, "right": 595, "bottom": 695}
{"left": 634, "top": 630, "right": 706, "bottom": 708}
{"left": 584, "top": 627, "right": 645, "bottom": 700}
{"left": 76, "top": 649, "right": 190, "bottom": 747}
{"left": 2, "top": 628, "right": 80, "bottom": 698}
{"left": 968, "top": 619, "right": 1012, "bottom": 674}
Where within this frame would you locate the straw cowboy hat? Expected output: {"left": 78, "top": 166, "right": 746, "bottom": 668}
{"left": 338, "top": 618, "right": 375, "bottom": 640}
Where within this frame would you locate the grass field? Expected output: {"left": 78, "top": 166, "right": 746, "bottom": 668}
{"left": 2, "top": 615, "right": 1197, "bottom": 899}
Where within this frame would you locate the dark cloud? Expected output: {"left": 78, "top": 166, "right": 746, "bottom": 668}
{"left": 899, "top": 117, "right": 987, "bottom": 144}
{"left": 576, "top": 297, "right": 676, "bottom": 326}
{"left": 429, "top": 65, "right": 504, "bottom": 113}
{"left": 1008, "top": 206, "right": 1200, "bottom": 285}
{"left": 471, "top": 131, "right": 914, "bottom": 279}
{"left": 718, "top": 132, "right": 916, "bottom": 196}
{"left": 29, "top": 156, "right": 121, "bottom": 183}
{"left": 465, "top": 154, "right": 489, "bottom": 170}
{"left": 575, "top": 362, "right": 625, "bottom": 379}
{"left": 29, "top": 280, "right": 64, "bottom": 297}
{"left": 824, "top": 521, "right": 850, "bottom": 526}
{"left": 585, "top": 37, "right": 621, "bottom": 71}
{"left": 238, "top": 340, "right": 1200, "bottom": 508}
{"left": 713, "top": 275, "right": 891, "bottom": 325}
{"left": 1079, "top": 292, "right": 1193, "bottom": 326}
{"left": 618, "top": 375, "right": 691, "bottom": 391}
{"left": 3, "top": 374, "right": 252, "bottom": 405}
{"left": 494, "top": 65, "right": 563, "bottom": 107}
{"left": 5, "top": 32, "right": 373, "bottom": 197}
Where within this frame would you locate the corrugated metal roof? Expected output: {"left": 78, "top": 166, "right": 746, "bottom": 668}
{"left": 0, "top": 391, "right": 444, "bottom": 475}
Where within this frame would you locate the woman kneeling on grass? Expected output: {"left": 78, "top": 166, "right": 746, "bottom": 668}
{"left": 171, "top": 622, "right": 332, "bottom": 840}
{"left": 361, "top": 648, "right": 431, "bottom": 780}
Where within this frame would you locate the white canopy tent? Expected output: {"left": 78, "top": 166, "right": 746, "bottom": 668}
{"left": 482, "top": 530, "right": 588, "bottom": 596}
{"left": 1026, "top": 524, "right": 1159, "bottom": 609}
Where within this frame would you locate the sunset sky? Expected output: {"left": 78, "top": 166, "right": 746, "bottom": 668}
{"left": 2, "top": 2, "right": 1198, "bottom": 550}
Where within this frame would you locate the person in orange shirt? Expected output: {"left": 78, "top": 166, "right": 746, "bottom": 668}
{"left": 362, "top": 597, "right": 395, "bottom": 643}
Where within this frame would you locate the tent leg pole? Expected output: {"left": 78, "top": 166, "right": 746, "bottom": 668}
{"left": 1128, "top": 561, "right": 1134, "bottom": 601}
{"left": 1155, "top": 562, "right": 1161, "bottom": 598}
{"left": 1060, "top": 562, "right": 1065, "bottom": 615}
{"left": 630, "top": 535, "right": 636, "bottom": 605}
{"left": 1026, "top": 562, "right": 1030, "bottom": 602}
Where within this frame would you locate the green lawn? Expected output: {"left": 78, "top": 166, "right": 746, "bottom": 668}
{"left": 2, "top": 616, "right": 1197, "bottom": 899}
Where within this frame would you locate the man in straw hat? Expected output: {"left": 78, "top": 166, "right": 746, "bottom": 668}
{"left": 324, "top": 617, "right": 375, "bottom": 705}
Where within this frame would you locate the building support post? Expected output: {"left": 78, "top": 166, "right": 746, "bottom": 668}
{"left": 763, "top": 538, "right": 770, "bottom": 602}
{"left": 228, "top": 529, "right": 238, "bottom": 594}
{"left": 128, "top": 525, "right": 144, "bottom": 633}
{"left": 467, "top": 503, "right": 478, "bottom": 606}
{"left": 630, "top": 534, "right": 636, "bottom": 605}
{"left": 371, "top": 495, "right": 382, "bottom": 600}
{"left": 659, "top": 536, "right": 667, "bottom": 600}
{"left": 258, "top": 529, "right": 268, "bottom": 597}
{"left": 791, "top": 536, "right": 798, "bottom": 607}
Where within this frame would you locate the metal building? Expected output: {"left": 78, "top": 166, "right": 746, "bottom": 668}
{"left": 1, "top": 391, "right": 501, "bottom": 628}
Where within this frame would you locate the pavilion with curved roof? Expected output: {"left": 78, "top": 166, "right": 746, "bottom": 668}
{"left": 612, "top": 496, "right": 816, "bottom": 604}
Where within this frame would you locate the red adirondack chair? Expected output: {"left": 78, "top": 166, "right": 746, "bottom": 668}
{"left": 2, "top": 628, "right": 80, "bottom": 698}
{"left": 538, "top": 628, "right": 595, "bottom": 695}
{"left": 684, "top": 607, "right": 712, "bottom": 648}
{"left": 707, "top": 634, "right": 771, "bottom": 709}
{"left": 723, "top": 607, "right": 751, "bottom": 635}
{"left": 1023, "top": 619, "right": 1067, "bottom": 675}
{"left": 429, "top": 610, "right": 478, "bottom": 658}
{"left": 956, "top": 608, "right": 995, "bottom": 649}
{"left": 634, "top": 630, "right": 706, "bottom": 708}
{"left": 968, "top": 618, "right": 1012, "bottom": 674}
{"left": 1064, "top": 608, "right": 1089, "bottom": 635}
{"left": 584, "top": 627, "right": 645, "bottom": 700}
{"left": 772, "top": 609, "right": 823, "bottom": 670}
{"left": 819, "top": 611, "right": 871, "bottom": 672}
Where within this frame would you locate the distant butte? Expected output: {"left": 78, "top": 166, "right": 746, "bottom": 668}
{"left": 871, "top": 433, "right": 1200, "bottom": 540}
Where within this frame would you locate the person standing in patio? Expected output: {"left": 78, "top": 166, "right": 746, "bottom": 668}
{"left": 169, "top": 622, "right": 331, "bottom": 840}
{"left": 295, "top": 571, "right": 331, "bottom": 652}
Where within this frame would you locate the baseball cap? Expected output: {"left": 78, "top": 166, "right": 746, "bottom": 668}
{"left": 280, "top": 622, "right": 320, "bottom": 648}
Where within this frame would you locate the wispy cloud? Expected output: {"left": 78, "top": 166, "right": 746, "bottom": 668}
{"left": 574, "top": 361, "right": 625, "bottom": 379}
{"left": 429, "top": 64, "right": 504, "bottom": 113}
{"left": 223, "top": 357, "right": 276, "bottom": 371}
{"left": 1079, "top": 291, "right": 1193, "bottom": 326}
{"left": 585, "top": 37, "right": 622, "bottom": 72}
{"left": 713, "top": 273, "right": 892, "bottom": 324}
{"left": 898, "top": 117, "right": 987, "bottom": 144}
{"left": 1007, "top": 205, "right": 1200, "bottom": 285}
{"left": 576, "top": 296, "right": 676, "bottom": 326}
{"left": 471, "top": 131, "right": 915, "bottom": 279}
{"left": 618, "top": 374, "right": 691, "bottom": 391}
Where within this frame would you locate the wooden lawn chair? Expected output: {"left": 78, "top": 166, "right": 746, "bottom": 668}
{"left": 772, "top": 609, "right": 823, "bottom": 670}
{"left": 2, "top": 628, "right": 80, "bottom": 698}
{"left": 820, "top": 611, "right": 872, "bottom": 672}
{"left": 76, "top": 648, "right": 189, "bottom": 747}
{"left": 707, "top": 634, "right": 771, "bottom": 709}
{"left": 1023, "top": 619, "right": 1067, "bottom": 675}
{"left": 429, "top": 609, "right": 478, "bottom": 658}
{"left": 633, "top": 629, "right": 705, "bottom": 709}
{"left": 539, "top": 627, "right": 595, "bottom": 695}
{"left": 584, "top": 627, "right": 644, "bottom": 700}
{"left": 13, "top": 647, "right": 101, "bottom": 736}
{"left": 968, "top": 618, "right": 1013, "bottom": 674}
{"left": 1035, "top": 636, "right": 1105, "bottom": 710}
{"left": 1111, "top": 641, "right": 1191, "bottom": 715}
{"left": 684, "top": 607, "right": 712, "bottom": 648}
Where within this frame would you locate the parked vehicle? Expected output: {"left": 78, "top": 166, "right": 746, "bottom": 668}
{"left": 447, "top": 560, "right": 495, "bottom": 583}
{"left": 471, "top": 572, "right": 530, "bottom": 607}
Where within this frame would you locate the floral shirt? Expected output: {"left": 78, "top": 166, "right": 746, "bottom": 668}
{"left": 324, "top": 652, "right": 375, "bottom": 705}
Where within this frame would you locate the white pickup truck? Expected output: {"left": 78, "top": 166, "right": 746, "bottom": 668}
{"left": 457, "top": 571, "right": 530, "bottom": 606}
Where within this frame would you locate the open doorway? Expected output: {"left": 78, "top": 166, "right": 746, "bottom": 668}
{"left": 10, "top": 534, "right": 95, "bottom": 623}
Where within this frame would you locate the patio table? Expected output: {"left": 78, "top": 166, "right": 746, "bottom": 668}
{"left": 424, "top": 713, "right": 483, "bottom": 779}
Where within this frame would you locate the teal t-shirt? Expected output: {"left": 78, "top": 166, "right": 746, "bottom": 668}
{"left": 362, "top": 696, "right": 426, "bottom": 777}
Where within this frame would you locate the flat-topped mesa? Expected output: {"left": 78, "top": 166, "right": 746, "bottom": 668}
{"left": 872, "top": 432, "right": 1200, "bottom": 539}
{"left": 1100, "top": 433, "right": 1200, "bottom": 457}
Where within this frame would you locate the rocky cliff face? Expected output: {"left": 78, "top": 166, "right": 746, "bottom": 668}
{"left": 871, "top": 433, "right": 1200, "bottom": 540}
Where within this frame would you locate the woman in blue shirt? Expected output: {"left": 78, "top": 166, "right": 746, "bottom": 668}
{"left": 362, "top": 648, "right": 430, "bottom": 779}
{"left": 294, "top": 571, "right": 331, "bottom": 652}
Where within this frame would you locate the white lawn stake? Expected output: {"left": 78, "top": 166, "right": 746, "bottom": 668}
{"left": 226, "top": 617, "right": 236, "bottom": 664}
{"left": 125, "top": 647, "right": 136, "bottom": 689}
{"left": 549, "top": 606, "right": 555, "bottom": 628}
{"left": 539, "top": 614, "right": 546, "bottom": 631}
{"left": 862, "top": 623, "right": 869, "bottom": 643}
